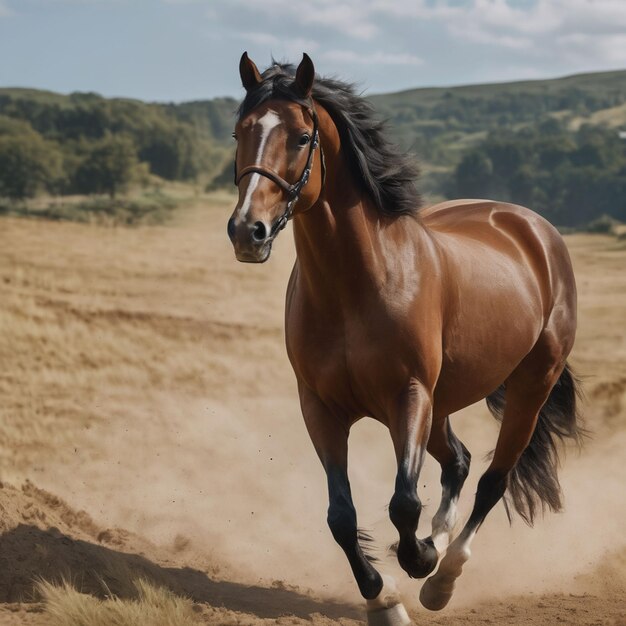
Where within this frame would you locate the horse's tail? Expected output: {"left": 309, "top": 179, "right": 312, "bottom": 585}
{"left": 486, "top": 362, "right": 585, "bottom": 525}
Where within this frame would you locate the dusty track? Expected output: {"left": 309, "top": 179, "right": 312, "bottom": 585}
{"left": 0, "top": 193, "right": 624, "bottom": 624}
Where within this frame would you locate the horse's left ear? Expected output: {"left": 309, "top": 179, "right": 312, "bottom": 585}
{"left": 295, "top": 53, "right": 315, "bottom": 98}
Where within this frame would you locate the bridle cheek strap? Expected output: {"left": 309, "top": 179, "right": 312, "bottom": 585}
{"left": 233, "top": 106, "right": 326, "bottom": 241}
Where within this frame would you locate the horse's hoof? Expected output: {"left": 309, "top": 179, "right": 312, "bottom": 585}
{"left": 367, "top": 603, "right": 412, "bottom": 626}
{"left": 366, "top": 574, "right": 401, "bottom": 609}
{"left": 366, "top": 575, "right": 410, "bottom": 624}
{"left": 398, "top": 538, "right": 439, "bottom": 579}
{"left": 419, "top": 577, "right": 454, "bottom": 611}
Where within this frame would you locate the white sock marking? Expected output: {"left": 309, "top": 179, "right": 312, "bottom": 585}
{"left": 431, "top": 492, "right": 459, "bottom": 556}
{"left": 435, "top": 526, "right": 476, "bottom": 580}
{"left": 420, "top": 526, "right": 476, "bottom": 611}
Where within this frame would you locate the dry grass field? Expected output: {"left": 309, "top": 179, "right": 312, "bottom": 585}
{"left": 0, "top": 193, "right": 624, "bottom": 625}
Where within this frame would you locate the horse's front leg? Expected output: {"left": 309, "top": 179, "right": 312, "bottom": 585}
{"left": 299, "top": 383, "right": 410, "bottom": 625}
{"left": 388, "top": 380, "right": 439, "bottom": 579}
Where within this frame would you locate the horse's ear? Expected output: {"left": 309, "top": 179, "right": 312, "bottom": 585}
{"left": 294, "top": 53, "right": 315, "bottom": 98}
{"left": 239, "top": 51, "right": 262, "bottom": 92}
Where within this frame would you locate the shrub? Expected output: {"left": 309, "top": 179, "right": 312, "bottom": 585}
{"left": 73, "top": 135, "right": 138, "bottom": 198}
{"left": 584, "top": 214, "right": 620, "bottom": 234}
{"left": 0, "top": 133, "right": 63, "bottom": 199}
{"left": 0, "top": 192, "right": 178, "bottom": 226}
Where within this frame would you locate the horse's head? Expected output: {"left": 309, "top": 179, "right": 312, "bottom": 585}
{"left": 227, "top": 52, "right": 325, "bottom": 263}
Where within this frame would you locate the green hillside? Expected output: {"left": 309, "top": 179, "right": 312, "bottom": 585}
{"left": 0, "top": 69, "right": 625, "bottom": 226}
{"left": 369, "top": 70, "right": 626, "bottom": 195}
{"left": 372, "top": 69, "right": 626, "bottom": 111}
{"left": 0, "top": 88, "right": 236, "bottom": 193}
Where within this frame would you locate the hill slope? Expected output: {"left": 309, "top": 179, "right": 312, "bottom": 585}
{"left": 1, "top": 69, "right": 625, "bottom": 222}
{"left": 2, "top": 68, "right": 624, "bottom": 176}
{"left": 369, "top": 70, "right": 626, "bottom": 190}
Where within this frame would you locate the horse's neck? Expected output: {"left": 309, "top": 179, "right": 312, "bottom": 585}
{"left": 292, "top": 190, "right": 427, "bottom": 305}
{"left": 290, "top": 107, "right": 380, "bottom": 290}
{"left": 293, "top": 195, "right": 372, "bottom": 275}
{"left": 291, "top": 109, "right": 431, "bottom": 303}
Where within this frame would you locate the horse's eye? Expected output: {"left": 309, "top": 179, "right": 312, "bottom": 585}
{"left": 298, "top": 133, "right": 311, "bottom": 147}
{"left": 231, "top": 132, "right": 237, "bottom": 140}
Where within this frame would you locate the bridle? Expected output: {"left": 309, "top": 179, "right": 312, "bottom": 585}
{"left": 233, "top": 102, "right": 326, "bottom": 241}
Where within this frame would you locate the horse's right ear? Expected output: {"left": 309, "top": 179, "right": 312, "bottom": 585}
{"left": 239, "top": 52, "right": 262, "bottom": 92}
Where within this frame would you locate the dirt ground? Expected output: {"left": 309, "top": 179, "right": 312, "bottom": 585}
{"left": 0, "top": 192, "right": 624, "bottom": 624}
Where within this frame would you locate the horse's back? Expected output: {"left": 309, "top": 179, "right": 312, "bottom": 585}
{"left": 421, "top": 198, "right": 576, "bottom": 311}
{"left": 422, "top": 198, "right": 561, "bottom": 247}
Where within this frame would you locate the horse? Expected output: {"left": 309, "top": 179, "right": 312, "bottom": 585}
{"left": 227, "top": 52, "right": 583, "bottom": 624}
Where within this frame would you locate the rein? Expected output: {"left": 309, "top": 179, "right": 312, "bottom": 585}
{"left": 234, "top": 104, "right": 325, "bottom": 241}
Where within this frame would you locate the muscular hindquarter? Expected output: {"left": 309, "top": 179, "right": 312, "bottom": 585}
{"left": 423, "top": 200, "right": 576, "bottom": 419}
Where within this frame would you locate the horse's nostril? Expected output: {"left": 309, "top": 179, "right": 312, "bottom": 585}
{"left": 227, "top": 217, "right": 236, "bottom": 241}
{"left": 252, "top": 221, "right": 268, "bottom": 242}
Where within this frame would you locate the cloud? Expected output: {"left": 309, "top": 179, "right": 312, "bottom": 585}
{"left": 211, "top": 0, "right": 626, "bottom": 68}
{"left": 0, "top": 1, "right": 13, "bottom": 17}
{"left": 558, "top": 32, "right": 626, "bottom": 66}
{"left": 225, "top": 0, "right": 378, "bottom": 40}
{"left": 161, "top": 0, "right": 626, "bottom": 94}
{"left": 368, "top": 0, "right": 626, "bottom": 68}
{"left": 322, "top": 49, "right": 423, "bottom": 66}
{"left": 17, "top": 0, "right": 135, "bottom": 4}
{"left": 235, "top": 33, "right": 320, "bottom": 59}
{"left": 238, "top": 32, "right": 280, "bottom": 47}
{"left": 449, "top": 0, "right": 626, "bottom": 66}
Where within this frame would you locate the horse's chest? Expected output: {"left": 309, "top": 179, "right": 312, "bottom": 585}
{"left": 286, "top": 309, "right": 412, "bottom": 417}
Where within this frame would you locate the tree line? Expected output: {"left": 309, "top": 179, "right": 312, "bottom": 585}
{"left": 449, "top": 120, "right": 626, "bottom": 226}
{"left": 0, "top": 90, "right": 235, "bottom": 199}
{"left": 1, "top": 76, "right": 624, "bottom": 227}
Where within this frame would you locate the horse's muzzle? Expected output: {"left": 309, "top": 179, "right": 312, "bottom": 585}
{"left": 227, "top": 217, "right": 272, "bottom": 263}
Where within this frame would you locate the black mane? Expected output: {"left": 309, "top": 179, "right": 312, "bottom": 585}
{"left": 237, "top": 62, "right": 421, "bottom": 217}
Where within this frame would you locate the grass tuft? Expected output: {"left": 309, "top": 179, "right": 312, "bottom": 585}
{"left": 37, "top": 578, "right": 200, "bottom": 626}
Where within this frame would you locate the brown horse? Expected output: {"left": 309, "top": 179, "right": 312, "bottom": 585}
{"left": 227, "top": 52, "right": 583, "bottom": 624}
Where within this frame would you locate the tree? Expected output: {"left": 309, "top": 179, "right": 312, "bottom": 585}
{"left": 537, "top": 136, "right": 575, "bottom": 170}
{"left": 509, "top": 165, "right": 535, "bottom": 206}
{"left": 486, "top": 140, "right": 525, "bottom": 181}
{"left": 448, "top": 123, "right": 626, "bottom": 226}
{"left": 0, "top": 133, "right": 62, "bottom": 200}
{"left": 453, "top": 151, "right": 493, "bottom": 197}
{"left": 74, "top": 135, "right": 138, "bottom": 197}
{"left": 138, "top": 125, "right": 203, "bottom": 181}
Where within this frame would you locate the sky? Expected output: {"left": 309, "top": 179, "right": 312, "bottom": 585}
{"left": 0, "top": 0, "right": 625, "bottom": 103}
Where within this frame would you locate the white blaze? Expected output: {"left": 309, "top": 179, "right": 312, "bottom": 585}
{"left": 237, "top": 110, "right": 281, "bottom": 222}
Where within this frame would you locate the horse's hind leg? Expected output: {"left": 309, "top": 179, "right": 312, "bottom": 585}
{"left": 298, "top": 383, "right": 410, "bottom": 625}
{"left": 426, "top": 417, "right": 471, "bottom": 557}
{"left": 420, "top": 352, "right": 565, "bottom": 611}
